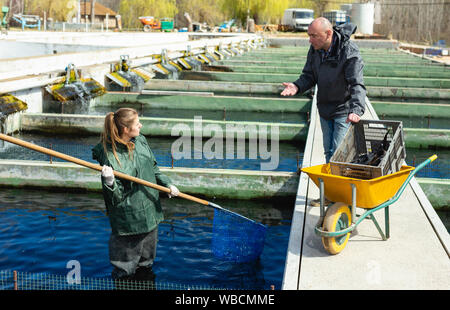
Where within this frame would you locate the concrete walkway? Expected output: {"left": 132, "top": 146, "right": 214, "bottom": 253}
{"left": 282, "top": 92, "right": 450, "bottom": 290}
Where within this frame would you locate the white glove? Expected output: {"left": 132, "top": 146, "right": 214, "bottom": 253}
{"left": 101, "top": 165, "right": 115, "bottom": 186}
{"left": 168, "top": 185, "right": 180, "bottom": 198}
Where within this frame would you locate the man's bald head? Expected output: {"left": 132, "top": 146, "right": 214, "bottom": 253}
{"left": 309, "top": 17, "right": 332, "bottom": 32}
{"left": 307, "top": 17, "right": 333, "bottom": 50}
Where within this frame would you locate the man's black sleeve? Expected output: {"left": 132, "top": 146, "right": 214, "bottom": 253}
{"left": 293, "top": 47, "right": 317, "bottom": 94}
{"left": 344, "top": 45, "right": 366, "bottom": 116}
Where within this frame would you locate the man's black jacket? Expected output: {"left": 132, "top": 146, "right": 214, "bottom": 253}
{"left": 293, "top": 23, "right": 366, "bottom": 120}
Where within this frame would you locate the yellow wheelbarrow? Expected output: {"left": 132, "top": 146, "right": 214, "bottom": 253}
{"left": 301, "top": 155, "right": 437, "bottom": 255}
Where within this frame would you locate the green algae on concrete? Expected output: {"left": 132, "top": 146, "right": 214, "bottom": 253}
{"left": 19, "top": 113, "right": 449, "bottom": 148}
{"left": 179, "top": 71, "right": 450, "bottom": 89}
{"left": 161, "top": 167, "right": 299, "bottom": 199}
{"left": 144, "top": 79, "right": 284, "bottom": 95}
{"left": 235, "top": 53, "right": 435, "bottom": 64}
{"left": 403, "top": 128, "right": 450, "bottom": 149}
{"left": 93, "top": 92, "right": 311, "bottom": 113}
{"left": 20, "top": 113, "right": 308, "bottom": 141}
{"left": 417, "top": 178, "right": 450, "bottom": 210}
{"left": 0, "top": 160, "right": 446, "bottom": 207}
{"left": 363, "top": 67, "right": 450, "bottom": 79}
{"left": 145, "top": 79, "right": 450, "bottom": 100}
{"left": 218, "top": 59, "right": 450, "bottom": 72}
{"left": 371, "top": 101, "right": 450, "bottom": 119}
{"left": 367, "top": 86, "right": 450, "bottom": 100}
{"left": 0, "top": 160, "right": 299, "bottom": 200}
{"left": 0, "top": 160, "right": 101, "bottom": 192}
{"left": 205, "top": 64, "right": 450, "bottom": 79}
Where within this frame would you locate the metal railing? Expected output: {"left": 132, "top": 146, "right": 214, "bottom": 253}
{"left": 46, "top": 22, "right": 107, "bottom": 32}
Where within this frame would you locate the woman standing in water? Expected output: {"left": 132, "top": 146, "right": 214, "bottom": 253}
{"left": 92, "top": 107, "right": 179, "bottom": 281}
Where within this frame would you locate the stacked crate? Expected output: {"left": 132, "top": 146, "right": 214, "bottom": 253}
{"left": 323, "top": 10, "right": 347, "bottom": 25}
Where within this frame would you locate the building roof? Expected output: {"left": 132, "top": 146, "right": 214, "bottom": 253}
{"left": 80, "top": 2, "right": 117, "bottom": 16}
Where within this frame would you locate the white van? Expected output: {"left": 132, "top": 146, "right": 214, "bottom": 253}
{"left": 282, "top": 8, "right": 314, "bottom": 31}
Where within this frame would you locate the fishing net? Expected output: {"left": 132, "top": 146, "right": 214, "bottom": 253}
{"left": 211, "top": 208, "right": 267, "bottom": 263}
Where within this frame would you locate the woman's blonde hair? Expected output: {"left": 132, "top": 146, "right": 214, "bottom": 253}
{"left": 101, "top": 108, "right": 138, "bottom": 166}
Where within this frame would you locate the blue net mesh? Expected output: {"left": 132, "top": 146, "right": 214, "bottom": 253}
{"left": 211, "top": 209, "right": 267, "bottom": 263}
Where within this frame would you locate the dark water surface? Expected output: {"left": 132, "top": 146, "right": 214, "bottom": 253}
{"left": 1, "top": 132, "right": 448, "bottom": 178}
{"left": 0, "top": 133, "right": 304, "bottom": 172}
{"left": 0, "top": 188, "right": 293, "bottom": 290}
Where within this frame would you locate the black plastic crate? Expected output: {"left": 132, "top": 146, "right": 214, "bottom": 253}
{"left": 330, "top": 120, "right": 406, "bottom": 179}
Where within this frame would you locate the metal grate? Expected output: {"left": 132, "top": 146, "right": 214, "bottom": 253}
{"left": 0, "top": 270, "right": 225, "bottom": 290}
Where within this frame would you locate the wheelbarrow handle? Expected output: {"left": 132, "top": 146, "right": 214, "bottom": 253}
{"left": 411, "top": 154, "right": 437, "bottom": 178}
{"left": 360, "top": 154, "right": 438, "bottom": 221}
{"left": 428, "top": 154, "right": 437, "bottom": 163}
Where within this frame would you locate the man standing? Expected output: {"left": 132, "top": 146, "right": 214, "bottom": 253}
{"left": 281, "top": 17, "right": 366, "bottom": 163}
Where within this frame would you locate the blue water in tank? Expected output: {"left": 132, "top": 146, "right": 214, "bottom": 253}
{"left": 0, "top": 188, "right": 293, "bottom": 290}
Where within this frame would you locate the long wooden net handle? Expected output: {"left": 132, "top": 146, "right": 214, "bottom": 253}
{"left": 0, "top": 133, "right": 210, "bottom": 206}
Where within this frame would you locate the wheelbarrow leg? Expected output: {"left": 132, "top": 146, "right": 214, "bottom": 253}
{"left": 313, "top": 178, "right": 326, "bottom": 230}
{"left": 385, "top": 206, "right": 390, "bottom": 239}
{"left": 369, "top": 213, "right": 387, "bottom": 241}
{"left": 319, "top": 177, "right": 325, "bottom": 218}
{"left": 351, "top": 184, "right": 357, "bottom": 225}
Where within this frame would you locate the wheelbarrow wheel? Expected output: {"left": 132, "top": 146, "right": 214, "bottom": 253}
{"left": 322, "top": 202, "right": 352, "bottom": 255}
